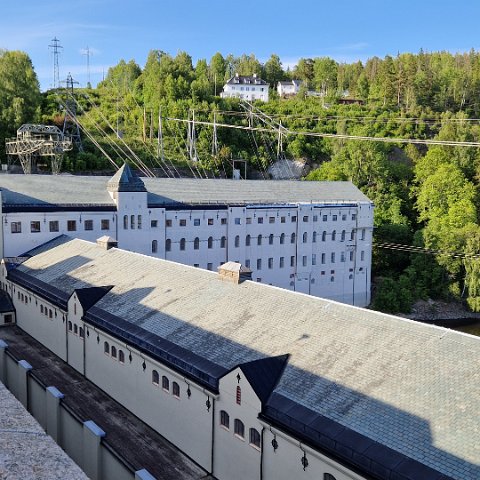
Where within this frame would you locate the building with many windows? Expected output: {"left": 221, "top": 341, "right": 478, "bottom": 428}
{"left": 0, "top": 165, "right": 373, "bottom": 306}
{"left": 0, "top": 236, "right": 478, "bottom": 480}
{"left": 220, "top": 73, "right": 270, "bottom": 102}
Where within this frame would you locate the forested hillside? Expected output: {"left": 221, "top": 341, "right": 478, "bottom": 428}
{"left": 2, "top": 48, "right": 480, "bottom": 313}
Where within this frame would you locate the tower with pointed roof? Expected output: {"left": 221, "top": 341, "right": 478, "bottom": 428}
{"left": 107, "top": 164, "right": 151, "bottom": 253}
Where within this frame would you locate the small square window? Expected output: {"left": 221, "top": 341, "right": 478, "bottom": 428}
{"left": 342, "top": 214, "right": 347, "bottom": 221}
{"left": 322, "top": 215, "right": 328, "bottom": 221}
{"left": 67, "top": 220, "right": 76, "bottom": 231}
{"left": 303, "top": 216, "right": 309, "bottom": 222}
{"left": 221, "top": 218, "right": 227, "bottom": 225}
{"left": 333, "top": 215, "right": 338, "bottom": 221}
{"left": 101, "top": 219, "right": 110, "bottom": 230}
{"left": 280, "top": 216, "right": 286, "bottom": 223}
{"left": 194, "top": 219, "right": 200, "bottom": 226}
{"left": 49, "top": 220, "right": 59, "bottom": 232}
{"left": 235, "top": 218, "right": 241, "bottom": 225}
{"left": 207, "top": 263, "right": 213, "bottom": 270}
{"left": 257, "top": 217, "right": 263, "bottom": 224}
{"left": 84, "top": 219, "right": 93, "bottom": 231}
{"left": 151, "top": 220, "right": 158, "bottom": 228}
{"left": 11, "top": 222, "right": 22, "bottom": 234}
{"left": 208, "top": 218, "right": 214, "bottom": 226}
{"left": 313, "top": 215, "right": 318, "bottom": 222}
{"left": 30, "top": 221, "right": 41, "bottom": 233}
{"left": 291, "top": 216, "right": 297, "bottom": 222}
{"left": 246, "top": 217, "right": 252, "bottom": 224}
{"left": 269, "top": 217, "right": 275, "bottom": 224}
{"left": 166, "top": 219, "right": 172, "bottom": 227}
{"left": 179, "top": 219, "right": 187, "bottom": 227}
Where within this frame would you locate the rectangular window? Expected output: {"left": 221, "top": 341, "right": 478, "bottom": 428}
{"left": 30, "top": 221, "right": 41, "bottom": 233}
{"left": 11, "top": 222, "right": 22, "bottom": 234}
{"left": 313, "top": 215, "right": 318, "bottom": 222}
{"left": 235, "top": 218, "right": 241, "bottom": 225}
{"left": 312, "top": 254, "right": 316, "bottom": 265}
{"left": 342, "top": 214, "right": 347, "bottom": 221}
{"left": 151, "top": 220, "right": 158, "bottom": 228}
{"left": 258, "top": 217, "right": 263, "bottom": 224}
{"left": 268, "top": 258, "right": 273, "bottom": 269}
{"left": 208, "top": 218, "right": 214, "bottom": 226}
{"left": 166, "top": 219, "right": 172, "bottom": 227}
{"left": 291, "top": 216, "right": 297, "bottom": 222}
{"left": 194, "top": 219, "right": 200, "bottom": 226}
{"left": 333, "top": 215, "right": 338, "bottom": 221}
{"left": 207, "top": 263, "right": 213, "bottom": 270}
{"left": 302, "top": 255, "right": 307, "bottom": 267}
{"left": 322, "top": 215, "right": 328, "bottom": 221}
{"left": 246, "top": 217, "right": 252, "bottom": 224}
{"left": 49, "top": 220, "right": 59, "bottom": 232}
{"left": 303, "top": 215, "right": 309, "bottom": 222}
{"left": 179, "top": 219, "right": 187, "bottom": 227}
{"left": 279, "top": 257, "right": 285, "bottom": 268}
{"left": 245, "top": 259, "right": 250, "bottom": 268}
{"left": 67, "top": 220, "right": 76, "bottom": 231}
{"left": 350, "top": 251, "right": 354, "bottom": 261}
{"left": 269, "top": 217, "right": 275, "bottom": 224}
{"left": 221, "top": 218, "right": 227, "bottom": 225}
{"left": 331, "top": 252, "right": 336, "bottom": 263}
{"left": 321, "top": 253, "right": 326, "bottom": 264}
{"left": 257, "top": 259, "right": 262, "bottom": 270}
{"left": 361, "top": 250, "right": 365, "bottom": 261}
{"left": 361, "top": 229, "right": 366, "bottom": 240}
{"left": 341, "top": 252, "right": 346, "bottom": 262}
{"left": 352, "top": 214, "right": 357, "bottom": 221}
{"left": 280, "top": 216, "right": 286, "bottom": 223}
{"left": 290, "top": 256, "right": 295, "bottom": 267}
{"left": 84, "top": 220, "right": 93, "bottom": 231}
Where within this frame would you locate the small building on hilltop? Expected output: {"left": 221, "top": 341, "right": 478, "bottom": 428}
{"left": 220, "top": 73, "right": 269, "bottom": 102}
{"left": 277, "top": 79, "right": 302, "bottom": 97}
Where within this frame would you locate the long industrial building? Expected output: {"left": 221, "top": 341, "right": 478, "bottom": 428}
{"left": 0, "top": 165, "right": 373, "bottom": 306}
{"left": 0, "top": 236, "right": 478, "bottom": 480}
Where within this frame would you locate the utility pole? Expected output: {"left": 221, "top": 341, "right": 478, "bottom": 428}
{"left": 81, "top": 46, "right": 92, "bottom": 86}
{"left": 61, "top": 73, "right": 83, "bottom": 152}
{"left": 49, "top": 37, "right": 63, "bottom": 89}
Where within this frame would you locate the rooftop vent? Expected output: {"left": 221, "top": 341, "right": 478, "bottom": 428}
{"left": 96, "top": 236, "right": 118, "bottom": 250}
{"left": 218, "top": 262, "right": 252, "bottom": 284}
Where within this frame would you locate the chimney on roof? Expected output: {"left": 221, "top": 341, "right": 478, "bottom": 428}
{"left": 218, "top": 262, "right": 252, "bottom": 284}
{"left": 96, "top": 236, "right": 118, "bottom": 250}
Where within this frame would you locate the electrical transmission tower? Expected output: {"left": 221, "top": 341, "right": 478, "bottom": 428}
{"left": 61, "top": 73, "right": 83, "bottom": 152}
{"left": 49, "top": 37, "right": 63, "bottom": 89}
{"left": 82, "top": 46, "right": 92, "bottom": 86}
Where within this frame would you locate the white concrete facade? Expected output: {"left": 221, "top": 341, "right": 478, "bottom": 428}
{"left": 277, "top": 80, "right": 302, "bottom": 97}
{"left": 0, "top": 265, "right": 366, "bottom": 480}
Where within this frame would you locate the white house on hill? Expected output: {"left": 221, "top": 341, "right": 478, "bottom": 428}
{"left": 220, "top": 74, "right": 269, "bottom": 102}
{"left": 277, "top": 79, "right": 302, "bottom": 97}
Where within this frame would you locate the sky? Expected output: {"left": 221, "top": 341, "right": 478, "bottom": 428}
{"left": 2, "top": 0, "right": 480, "bottom": 91}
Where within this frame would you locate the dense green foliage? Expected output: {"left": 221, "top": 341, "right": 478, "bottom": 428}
{"left": 3, "top": 48, "right": 480, "bottom": 313}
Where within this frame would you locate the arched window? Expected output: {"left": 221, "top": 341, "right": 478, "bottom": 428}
{"left": 130, "top": 215, "right": 135, "bottom": 229}
{"left": 234, "top": 419, "right": 245, "bottom": 439}
{"left": 165, "top": 239, "right": 171, "bottom": 252}
{"left": 280, "top": 233, "right": 285, "bottom": 245}
{"left": 269, "top": 234, "right": 274, "bottom": 245}
{"left": 324, "top": 474, "right": 337, "bottom": 480}
{"left": 172, "top": 381, "right": 180, "bottom": 398}
{"left": 151, "top": 240, "right": 158, "bottom": 253}
{"left": 246, "top": 234, "right": 251, "bottom": 247}
{"left": 303, "top": 232, "right": 308, "bottom": 243}
{"left": 104, "top": 341, "right": 109, "bottom": 355}
{"left": 220, "top": 410, "right": 230, "bottom": 429}
{"left": 79, "top": 327, "right": 84, "bottom": 338}
{"left": 249, "top": 428, "right": 261, "bottom": 449}
{"left": 313, "top": 231, "right": 317, "bottom": 243}
{"left": 67, "top": 321, "right": 72, "bottom": 331}
{"left": 111, "top": 346, "right": 117, "bottom": 358}
{"left": 236, "top": 386, "right": 241, "bottom": 405}
{"left": 74, "top": 324, "right": 78, "bottom": 335}
{"left": 123, "top": 215, "right": 128, "bottom": 230}
{"left": 291, "top": 232, "right": 296, "bottom": 244}
{"left": 341, "top": 230, "right": 346, "bottom": 241}
{"left": 194, "top": 237, "right": 200, "bottom": 250}
{"left": 162, "top": 375, "right": 170, "bottom": 391}
{"left": 118, "top": 350, "right": 125, "bottom": 363}
{"left": 257, "top": 234, "right": 262, "bottom": 246}
{"left": 180, "top": 238, "right": 186, "bottom": 251}
{"left": 322, "top": 231, "right": 326, "bottom": 242}
{"left": 235, "top": 235, "right": 240, "bottom": 248}
{"left": 137, "top": 215, "right": 142, "bottom": 229}
{"left": 332, "top": 230, "right": 336, "bottom": 241}
{"left": 221, "top": 236, "right": 226, "bottom": 248}
{"left": 152, "top": 370, "right": 159, "bottom": 385}
{"left": 208, "top": 237, "right": 213, "bottom": 249}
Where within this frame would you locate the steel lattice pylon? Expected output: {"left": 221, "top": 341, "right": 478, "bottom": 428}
{"left": 5, "top": 124, "right": 73, "bottom": 174}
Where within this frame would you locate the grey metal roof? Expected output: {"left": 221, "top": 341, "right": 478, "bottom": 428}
{"left": 225, "top": 75, "right": 268, "bottom": 85}
{"left": 0, "top": 290, "right": 14, "bottom": 313}
{"left": 0, "top": 174, "right": 370, "bottom": 208}
{"left": 11, "top": 238, "right": 480, "bottom": 480}
{"left": 107, "top": 164, "right": 147, "bottom": 193}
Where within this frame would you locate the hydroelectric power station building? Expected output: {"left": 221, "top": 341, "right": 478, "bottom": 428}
{"left": 0, "top": 166, "right": 373, "bottom": 306}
